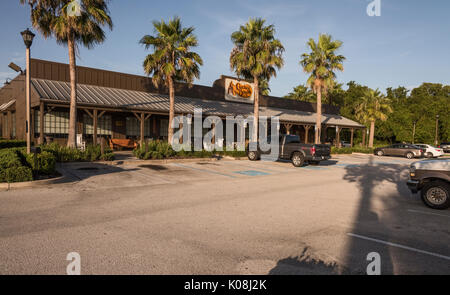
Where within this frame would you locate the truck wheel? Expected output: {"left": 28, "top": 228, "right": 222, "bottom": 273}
{"left": 405, "top": 152, "right": 414, "bottom": 159}
{"left": 421, "top": 181, "right": 450, "bottom": 210}
{"left": 376, "top": 150, "right": 384, "bottom": 156}
{"left": 291, "top": 152, "right": 305, "bottom": 167}
{"left": 247, "top": 151, "right": 259, "bottom": 161}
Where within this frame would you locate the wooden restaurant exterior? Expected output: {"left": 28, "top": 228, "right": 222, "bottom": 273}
{"left": 0, "top": 59, "right": 365, "bottom": 148}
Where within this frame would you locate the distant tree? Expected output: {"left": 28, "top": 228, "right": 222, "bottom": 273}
{"left": 355, "top": 89, "right": 393, "bottom": 147}
{"left": 23, "top": 0, "right": 113, "bottom": 148}
{"left": 300, "top": 34, "right": 345, "bottom": 143}
{"left": 230, "top": 18, "right": 284, "bottom": 141}
{"left": 284, "top": 84, "right": 316, "bottom": 102}
{"left": 140, "top": 16, "right": 203, "bottom": 145}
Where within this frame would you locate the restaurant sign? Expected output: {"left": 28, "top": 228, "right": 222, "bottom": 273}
{"left": 224, "top": 78, "right": 255, "bottom": 104}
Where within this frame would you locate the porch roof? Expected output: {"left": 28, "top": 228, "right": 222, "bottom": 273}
{"left": 31, "top": 78, "right": 365, "bottom": 129}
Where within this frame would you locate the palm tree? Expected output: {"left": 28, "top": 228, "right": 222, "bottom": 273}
{"left": 140, "top": 16, "right": 203, "bottom": 145}
{"left": 23, "top": 0, "right": 113, "bottom": 148}
{"left": 355, "top": 89, "right": 393, "bottom": 148}
{"left": 230, "top": 18, "right": 284, "bottom": 142}
{"left": 284, "top": 84, "right": 316, "bottom": 102}
{"left": 300, "top": 34, "right": 345, "bottom": 144}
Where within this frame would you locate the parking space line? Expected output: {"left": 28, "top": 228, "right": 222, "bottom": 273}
{"left": 347, "top": 233, "right": 450, "bottom": 261}
{"left": 407, "top": 209, "right": 450, "bottom": 218}
{"left": 172, "top": 163, "right": 237, "bottom": 179}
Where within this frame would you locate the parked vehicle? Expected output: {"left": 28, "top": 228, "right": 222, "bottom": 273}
{"left": 340, "top": 141, "right": 352, "bottom": 148}
{"left": 414, "top": 144, "right": 444, "bottom": 158}
{"left": 374, "top": 144, "right": 424, "bottom": 159}
{"left": 407, "top": 159, "right": 450, "bottom": 209}
{"left": 438, "top": 142, "right": 450, "bottom": 153}
{"left": 247, "top": 135, "right": 331, "bottom": 167}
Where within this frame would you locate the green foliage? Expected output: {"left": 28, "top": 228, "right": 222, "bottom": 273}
{"left": 0, "top": 166, "right": 33, "bottom": 183}
{"left": 0, "top": 148, "right": 34, "bottom": 182}
{"left": 300, "top": 34, "right": 345, "bottom": 93}
{"left": 26, "top": 151, "right": 56, "bottom": 175}
{"left": 230, "top": 17, "right": 284, "bottom": 86}
{"left": 41, "top": 143, "right": 114, "bottom": 162}
{"left": 140, "top": 16, "right": 203, "bottom": 87}
{"left": 0, "top": 140, "right": 27, "bottom": 149}
{"left": 331, "top": 147, "right": 352, "bottom": 154}
{"left": 133, "top": 141, "right": 247, "bottom": 160}
{"left": 100, "top": 153, "right": 115, "bottom": 161}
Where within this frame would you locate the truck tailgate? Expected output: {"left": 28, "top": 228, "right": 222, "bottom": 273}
{"left": 314, "top": 144, "right": 331, "bottom": 156}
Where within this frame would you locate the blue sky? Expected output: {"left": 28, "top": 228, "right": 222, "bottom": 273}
{"left": 1, "top": 0, "right": 449, "bottom": 97}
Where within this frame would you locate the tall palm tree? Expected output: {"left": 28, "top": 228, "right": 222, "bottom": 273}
{"left": 355, "top": 89, "right": 393, "bottom": 148}
{"left": 230, "top": 18, "right": 284, "bottom": 142}
{"left": 140, "top": 16, "right": 203, "bottom": 145}
{"left": 300, "top": 34, "right": 345, "bottom": 144}
{"left": 23, "top": 0, "right": 113, "bottom": 148}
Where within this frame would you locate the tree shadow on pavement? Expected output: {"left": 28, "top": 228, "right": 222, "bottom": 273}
{"left": 50, "top": 162, "right": 139, "bottom": 184}
{"left": 340, "top": 156, "right": 412, "bottom": 274}
{"left": 268, "top": 247, "right": 348, "bottom": 275}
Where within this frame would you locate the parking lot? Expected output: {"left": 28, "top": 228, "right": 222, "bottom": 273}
{"left": 0, "top": 154, "right": 449, "bottom": 274}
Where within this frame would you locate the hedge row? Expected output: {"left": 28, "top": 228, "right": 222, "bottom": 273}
{"left": 41, "top": 143, "right": 115, "bottom": 162}
{"left": 133, "top": 141, "right": 247, "bottom": 160}
{"left": 0, "top": 140, "right": 26, "bottom": 149}
{"left": 331, "top": 146, "right": 375, "bottom": 154}
{"left": 0, "top": 148, "right": 33, "bottom": 183}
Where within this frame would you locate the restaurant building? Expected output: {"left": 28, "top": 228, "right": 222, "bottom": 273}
{"left": 0, "top": 58, "right": 365, "bottom": 147}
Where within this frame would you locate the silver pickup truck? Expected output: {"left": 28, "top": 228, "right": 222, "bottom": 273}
{"left": 407, "top": 159, "right": 450, "bottom": 209}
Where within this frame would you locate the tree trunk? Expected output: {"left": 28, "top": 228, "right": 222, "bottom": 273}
{"left": 253, "top": 76, "right": 259, "bottom": 143}
{"left": 369, "top": 120, "right": 375, "bottom": 148}
{"left": 315, "top": 86, "right": 322, "bottom": 144}
{"left": 168, "top": 76, "right": 175, "bottom": 145}
{"left": 67, "top": 35, "right": 78, "bottom": 148}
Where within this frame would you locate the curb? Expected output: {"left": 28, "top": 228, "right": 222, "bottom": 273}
{"left": 0, "top": 172, "right": 65, "bottom": 191}
{"left": 95, "top": 156, "right": 248, "bottom": 166}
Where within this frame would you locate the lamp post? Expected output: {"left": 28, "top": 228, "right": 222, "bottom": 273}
{"left": 435, "top": 114, "right": 439, "bottom": 146}
{"left": 21, "top": 28, "right": 35, "bottom": 154}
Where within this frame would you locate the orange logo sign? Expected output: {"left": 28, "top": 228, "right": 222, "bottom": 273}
{"left": 227, "top": 81, "right": 253, "bottom": 99}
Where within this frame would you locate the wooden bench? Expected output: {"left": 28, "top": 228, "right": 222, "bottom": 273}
{"left": 109, "top": 139, "right": 137, "bottom": 150}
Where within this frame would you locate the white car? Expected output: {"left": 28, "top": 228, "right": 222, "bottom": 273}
{"left": 415, "top": 144, "right": 445, "bottom": 158}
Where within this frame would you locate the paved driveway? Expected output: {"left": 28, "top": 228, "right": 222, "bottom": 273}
{"left": 0, "top": 154, "right": 449, "bottom": 274}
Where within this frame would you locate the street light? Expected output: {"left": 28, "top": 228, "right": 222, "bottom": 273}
{"left": 21, "top": 28, "right": 35, "bottom": 154}
{"left": 435, "top": 114, "right": 440, "bottom": 146}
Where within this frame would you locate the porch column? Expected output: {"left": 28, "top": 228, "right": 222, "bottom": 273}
{"left": 140, "top": 112, "right": 145, "bottom": 145}
{"left": 336, "top": 127, "right": 341, "bottom": 148}
{"left": 303, "top": 125, "right": 312, "bottom": 144}
{"left": 362, "top": 129, "right": 366, "bottom": 147}
{"left": 350, "top": 128, "right": 354, "bottom": 147}
{"left": 39, "top": 102, "right": 44, "bottom": 144}
{"left": 93, "top": 109, "right": 98, "bottom": 146}
{"left": 284, "top": 123, "right": 293, "bottom": 135}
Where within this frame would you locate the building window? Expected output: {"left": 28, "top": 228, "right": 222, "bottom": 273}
{"left": 160, "top": 119, "right": 168, "bottom": 137}
{"left": 35, "top": 110, "right": 69, "bottom": 136}
{"left": 11, "top": 112, "right": 16, "bottom": 138}
{"left": 126, "top": 116, "right": 151, "bottom": 137}
{"left": 83, "top": 114, "right": 112, "bottom": 135}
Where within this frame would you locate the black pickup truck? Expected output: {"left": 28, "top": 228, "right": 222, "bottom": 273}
{"left": 247, "top": 134, "right": 331, "bottom": 167}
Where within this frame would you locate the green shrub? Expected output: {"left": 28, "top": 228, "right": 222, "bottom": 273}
{"left": 0, "top": 140, "right": 27, "bottom": 149}
{"left": 0, "top": 166, "right": 33, "bottom": 183}
{"left": 100, "top": 153, "right": 115, "bottom": 161}
{"left": 0, "top": 148, "right": 22, "bottom": 169}
{"left": 351, "top": 147, "right": 374, "bottom": 154}
{"left": 331, "top": 147, "right": 353, "bottom": 154}
{"left": 26, "top": 151, "right": 56, "bottom": 175}
{"left": 41, "top": 143, "right": 113, "bottom": 162}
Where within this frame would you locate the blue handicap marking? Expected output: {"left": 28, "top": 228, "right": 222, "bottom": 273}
{"left": 234, "top": 170, "right": 270, "bottom": 176}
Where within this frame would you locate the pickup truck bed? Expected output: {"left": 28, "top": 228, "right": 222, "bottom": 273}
{"left": 247, "top": 134, "right": 331, "bottom": 167}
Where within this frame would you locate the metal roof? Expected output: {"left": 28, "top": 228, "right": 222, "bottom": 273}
{"left": 0, "top": 99, "right": 15, "bottom": 112}
{"left": 31, "top": 78, "right": 364, "bottom": 128}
